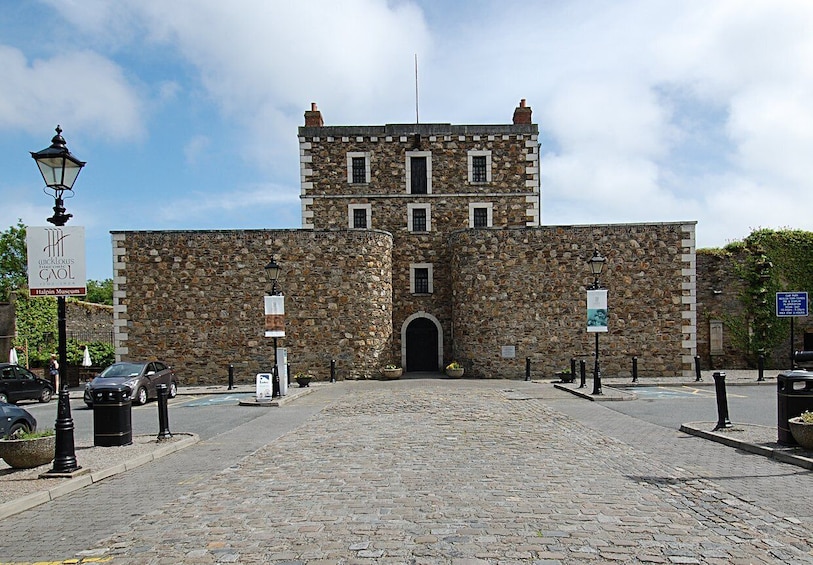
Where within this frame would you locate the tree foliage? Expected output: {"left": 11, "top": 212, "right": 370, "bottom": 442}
{"left": 0, "top": 220, "right": 27, "bottom": 302}
{"left": 86, "top": 279, "right": 113, "bottom": 305}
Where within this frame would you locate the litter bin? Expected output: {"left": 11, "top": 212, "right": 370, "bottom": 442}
{"left": 93, "top": 384, "right": 133, "bottom": 447}
{"left": 777, "top": 370, "right": 813, "bottom": 445}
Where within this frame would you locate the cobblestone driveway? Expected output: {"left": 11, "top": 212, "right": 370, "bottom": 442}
{"left": 80, "top": 379, "right": 812, "bottom": 564}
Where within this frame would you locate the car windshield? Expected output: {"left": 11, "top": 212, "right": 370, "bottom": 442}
{"left": 99, "top": 363, "right": 144, "bottom": 379}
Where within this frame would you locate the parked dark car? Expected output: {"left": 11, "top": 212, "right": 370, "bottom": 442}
{"left": 84, "top": 361, "right": 178, "bottom": 408}
{"left": 0, "top": 363, "right": 54, "bottom": 404}
{"left": 0, "top": 402, "right": 37, "bottom": 438}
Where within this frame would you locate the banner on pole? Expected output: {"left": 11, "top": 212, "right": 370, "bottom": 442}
{"left": 264, "top": 295, "right": 285, "bottom": 337}
{"left": 586, "top": 289, "right": 608, "bottom": 333}
{"left": 26, "top": 226, "right": 86, "bottom": 297}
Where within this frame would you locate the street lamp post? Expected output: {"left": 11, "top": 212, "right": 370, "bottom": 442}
{"left": 31, "top": 126, "right": 85, "bottom": 475}
{"left": 265, "top": 259, "right": 282, "bottom": 396}
{"left": 587, "top": 249, "right": 606, "bottom": 396}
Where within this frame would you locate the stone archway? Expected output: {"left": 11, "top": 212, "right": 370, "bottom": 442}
{"left": 401, "top": 312, "right": 443, "bottom": 372}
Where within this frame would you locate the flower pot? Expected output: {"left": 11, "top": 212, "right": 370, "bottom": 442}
{"left": 788, "top": 417, "right": 813, "bottom": 450}
{"left": 557, "top": 372, "right": 575, "bottom": 383}
{"left": 295, "top": 376, "right": 312, "bottom": 388}
{"left": 446, "top": 368, "right": 464, "bottom": 378}
{"left": 381, "top": 367, "right": 402, "bottom": 379}
{"left": 0, "top": 435, "right": 56, "bottom": 469}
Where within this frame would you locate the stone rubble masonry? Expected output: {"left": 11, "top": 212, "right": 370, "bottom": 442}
{"left": 66, "top": 300, "right": 113, "bottom": 338}
{"left": 450, "top": 222, "right": 697, "bottom": 379}
{"left": 112, "top": 229, "right": 393, "bottom": 383}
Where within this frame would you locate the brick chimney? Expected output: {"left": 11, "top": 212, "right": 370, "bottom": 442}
{"left": 512, "top": 99, "right": 532, "bottom": 125}
{"left": 304, "top": 102, "right": 324, "bottom": 127}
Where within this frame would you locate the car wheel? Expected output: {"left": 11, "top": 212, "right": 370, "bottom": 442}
{"left": 135, "top": 386, "right": 148, "bottom": 406}
{"left": 39, "top": 388, "right": 53, "bottom": 403}
{"left": 6, "top": 422, "right": 30, "bottom": 438}
{"left": 168, "top": 381, "right": 178, "bottom": 398}
{"left": 0, "top": 392, "right": 9, "bottom": 404}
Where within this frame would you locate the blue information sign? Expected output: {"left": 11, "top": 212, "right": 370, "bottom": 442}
{"left": 776, "top": 292, "right": 808, "bottom": 317}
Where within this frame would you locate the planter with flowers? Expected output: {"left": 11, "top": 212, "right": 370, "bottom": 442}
{"left": 445, "top": 361, "right": 464, "bottom": 378}
{"left": 0, "top": 429, "right": 56, "bottom": 469}
{"left": 294, "top": 372, "right": 313, "bottom": 388}
{"left": 381, "top": 364, "right": 403, "bottom": 379}
{"left": 788, "top": 410, "right": 813, "bottom": 450}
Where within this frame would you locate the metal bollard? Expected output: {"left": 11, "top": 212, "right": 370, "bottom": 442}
{"left": 272, "top": 368, "right": 280, "bottom": 398}
{"left": 330, "top": 359, "right": 337, "bottom": 383}
{"left": 156, "top": 383, "right": 172, "bottom": 441}
{"left": 570, "top": 358, "right": 576, "bottom": 381}
{"left": 228, "top": 364, "right": 234, "bottom": 390}
{"left": 579, "top": 359, "right": 586, "bottom": 388}
{"left": 632, "top": 356, "right": 638, "bottom": 383}
{"left": 712, "top": 371, "right": 733, "bottom": 430}
{"left": 525, "top": 357, "right": 531, "bottom": 381}
{"left": 694, "top": 355, "right": 702, "bottom": 382}
{"left": 757, "top": 353, "right": 765, "bottom": 382}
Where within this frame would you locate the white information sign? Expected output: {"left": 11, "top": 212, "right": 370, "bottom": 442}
{"left": 26, "top": 226, "right": 86, "bottom": 297}
{"left": 586, "top": 289, "right": 608, "bottom": 333}
{"left": 256, "top": 373, "right": 273, "bottom": 401}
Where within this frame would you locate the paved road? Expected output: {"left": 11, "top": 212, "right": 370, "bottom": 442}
{"left": 2, "top": 379, "right": 813, "bottom": 564}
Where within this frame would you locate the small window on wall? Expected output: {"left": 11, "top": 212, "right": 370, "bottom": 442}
{"left": 408, "top": 203, "right": 431, "bottom": 232}
{"left": 469, "top": 202, "right": 493, "bottom": 227}
{"left": 348, "top": 204, "right": 371, "bottom": 229}
{"left": 410, "top": 263, "right": 433, "bottom": 294}
{"left": 347, "top": 152, "right": 370, "bottom": 184}
{"left": 468, "top": 150, "right": 492, "bottom": 184}
{"left": 406, "top": 151, "right": 432, "bottom": 194}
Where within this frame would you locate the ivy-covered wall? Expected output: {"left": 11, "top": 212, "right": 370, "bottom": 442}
{"left": 697, "top": 229, "right": 813, "bottom": 369}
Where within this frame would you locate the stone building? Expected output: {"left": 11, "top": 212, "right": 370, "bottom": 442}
{"left": 111, "top": 101, "right": 697, "bottom": 383}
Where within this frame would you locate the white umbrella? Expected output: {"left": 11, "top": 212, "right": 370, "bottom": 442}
{"left": 9, "top": 348, "right": 18, "bottom": 364}
{"left": 82, "top": 346, "right": 92, "bottom": 367}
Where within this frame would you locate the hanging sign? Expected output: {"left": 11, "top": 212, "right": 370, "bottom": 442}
{"left": 264, "top": 294, "right": 285, "bottom": 337}
{"left": 26, "top": 226, "right": 87, "bottom": 297}
{"left": 586, "top": 289, "right": 608, "bottom": 333}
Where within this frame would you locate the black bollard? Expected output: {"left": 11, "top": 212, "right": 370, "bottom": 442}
{"left": 228, "top": 364, "right": 234, "bottom": 390}
{"left": 156, "top": 383, "right": 172, "bottom": 441}
{"left": 570, "top": 358, "right": 576, "bottom": 381}
{"left": 632, "top": 356, "right": 638, "bottom": 383}
{"left": 525, "top": 357, "right": 531, "bottom": 381}
{"left": 694, "top": 355, "right": 702, "bottom": 382}
{"left": 330, "top": 359, "right": 337, "bottom": 383}
{"left": 757, "top": 353, "right": 765, "bottom": 382}
{"left": 272, "top": 368, "right": 280, "bottom": 398}
{"left": 579, "top": 359, "right": 586, "bottom": 388}
{"left": 712, "top": 371, "right": 733, "bottom": 430}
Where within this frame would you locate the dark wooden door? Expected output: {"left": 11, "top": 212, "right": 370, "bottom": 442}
{"left": 406, "top": 317, "right": 438, "bottom": 371}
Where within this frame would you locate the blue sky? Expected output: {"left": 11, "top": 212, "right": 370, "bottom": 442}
{"left": 1, "top": 0, "right": 812, "bottom": 282}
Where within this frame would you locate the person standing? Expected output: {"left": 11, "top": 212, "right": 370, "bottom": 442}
{"left": 48, "top": 353, "right": 59, "bottom": 390}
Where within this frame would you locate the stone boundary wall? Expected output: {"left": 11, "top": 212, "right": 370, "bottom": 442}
{"left": 66, "top": 300, "right": 113, "bottom": 342}
{"left": 112, "top": 229, "right": 393, "bottom": 384}
{"left": 449, "top": 222, "right": 697, "bottom": 379}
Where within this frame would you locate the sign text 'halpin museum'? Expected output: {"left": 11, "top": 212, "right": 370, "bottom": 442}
{"left": 26, "top": 226, "right": 87, "bottom": 297}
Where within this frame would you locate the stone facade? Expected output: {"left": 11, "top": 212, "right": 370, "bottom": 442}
{"left": 66, "top": 300, "right": 113, "bottom": 343}
{"left": 112, "top": 229, "right": 392, "bottom": 383}
{"left": 110, "top": 101, "right": 698, "bottom": 383}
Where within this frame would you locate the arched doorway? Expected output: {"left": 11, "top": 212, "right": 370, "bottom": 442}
{"left": 403, "top": 314, "right": 442, "bottom": 372}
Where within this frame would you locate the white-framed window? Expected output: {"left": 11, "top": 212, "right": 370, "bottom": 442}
{"left": 469, "top": 202, "right": 493, "bottom": 228}
{"left": 406, "top": 151, "right": 432, "bottom": 194}
{"left": 347, "top": 152, "right": 370, "bottom": 184}
{"left": 468, "top": 150, "right": 492, "bottom": 184}
{"left": 410, "top": 263, "right": 433, "bottom": 294}
{"left": 348, "top": 204, "right": 371, "bottom": 229}
{"left": 407, "top": 203, "right": 432, "bottom": 232}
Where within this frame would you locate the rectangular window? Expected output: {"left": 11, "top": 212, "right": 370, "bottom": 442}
{"left": 472, "top": 155, "right": 487, "bottom": 183}
{"left": 412, "top": 208, "right": 427, "bottom": 232}
{"left": 411, "top": 156, "right": 427, "bottom": 194}
{"left": 348, "top": 204, "right": 371, "bottom": 229}
{"left": 351, "top": 157, "right": 366, "bottom": 184}
{"left": 473, "top": 207, "right": 489, "bottom": 227}
{"left": 414, "top": 268, "right": 429, "bottom": 294}
{"left": 353, "top": 208, "right": 367, "bottom": 228}
{"left": 346, "top": 152, "right": 369, "bottom": 184}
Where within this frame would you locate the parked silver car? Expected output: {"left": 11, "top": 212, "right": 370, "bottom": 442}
{"left": 84, "top": 361, "right": 178, "bottom": 408}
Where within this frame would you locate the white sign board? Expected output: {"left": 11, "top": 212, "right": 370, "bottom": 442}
{"left": 586, "top": 289, "right": 608, "bottom": 333}
{"left": 256, "top": 373, "right": 273, "bottom": 401}
{"left": 264, "top": 295, "right": 285, "bottom": 337}
{"left": 26, "top": 226, "right": 86, "bottom": 297}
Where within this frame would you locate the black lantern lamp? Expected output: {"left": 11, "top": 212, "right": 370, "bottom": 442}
{"left": 32, "top": 126, "right": 85, "bottom": 475}
{"left": 31, "top": 125, "right": 86, "bottom": 226}
{"left": 587, "top": 249, "right": 606, "bottom": 290}
{"left": 265, "top": 258, "right": 281, "bottom": 295}
{"left": 587, "top": 248, "right": 606, "bottom": 396}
